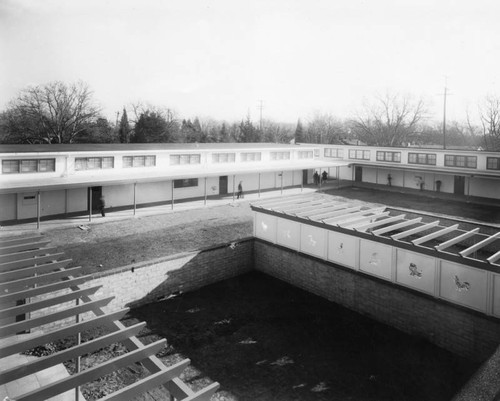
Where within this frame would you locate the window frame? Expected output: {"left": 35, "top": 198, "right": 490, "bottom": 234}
{"left": 2, "top": 158, "right": 56, "bottom": 174}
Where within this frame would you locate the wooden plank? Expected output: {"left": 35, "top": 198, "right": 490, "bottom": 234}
{"left": 0, "top": 240, "right": 51, "bottom": 255}
{"left": 412, "top": 224, "right": 460, "bottom": 246}
{"left": 0, "top": 285, "right": 101, "bottom": 319}
{"left": 0, "top": 296, "right": 114, "bottom": 338}
{"left": 183, "top": 383, "right": 220, "bottom": 401}
{"left": 459, "top": 232, "right": 500, "bottom": 258}
{"left": 391, "top": 221, "right": 440, "bottom": 241}
{"left": 15, "top": 340, "right": 168, "bottom": 401}
{"left": 311, "top": 206, "right": 361, "bottom": 222}
{"left": 0, "top": 236, "right": 44, "bottom": 247}
{"left": 340, "top": 211, "right": 390, "bottom": 229}
{"left": 0, "top": 266, "right": 81, "bottom": 293}
{"left": 0, "top": 322, "right": 146, "bottom": 385}
{"left": 353, "top": 214, "right": 406, "bottom": 232}
{"left": 487, "top": 250, "right": 500, "bottom": 264}
{"left": 0, "top": 259, "right": 72, "bottom": 282}
{"left": 435, "top": 228, "right": 480, "bottom": 252}
{"left": 0, "top": 308, "right": 129, "bottom": 358}
{"left": 0, "top": 274, "right": 90, "bottom": 305}
{"left": 0, "top": 247, "right": 58, "bottom": 264}
{"left": 324, "top": 208, "right": 386, "bottom": 224}
{"left": 294, "top": 203, "right": 346, "bottom": 217}
{"left": 98, "top": 360, "right": 191, "bottom": 401}
{"left": 372, "top": 217, "right": 422, "bottom": 236}
{"left": 0, "top": 253, "right": 65, "bottom": 272}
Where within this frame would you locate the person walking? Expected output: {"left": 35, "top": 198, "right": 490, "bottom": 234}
{"left": 99, "top": 195, "right": 106, "bottom": 217}
{"left": 237, "top": 181, "right": 244, "bottom": 199}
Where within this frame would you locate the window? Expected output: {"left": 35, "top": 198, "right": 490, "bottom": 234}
{"left": 298, "top": 151, "right": 313, "bottom": 159}
{"left": 314, "top": 149, "right": 320, "bottom": 157}
{"left": 376, "top": 151, "right": 401, "bottom": 163}
{"left": 408, "top": 153, "right": 436, "bottom": 165}
{"left": 174, "top": 178, "right": 198, "bottom": 188}
{"left": 241, "top": 152, "right": 261, "bottom": 162}
{"left": 324, "top": 148, "right": 343, "bottom": 158}
{"left": 2, "top": 159, "right": 55, "bottom": 174}
{"left": 444, "top": 155, "right": 477, "bottom": 169}
{"left": 487, "top": 157, "right": 500, "bottom": 170}
{"left": 212, "top": 153, "right": 236, "bottom": 163}
{"left": 348, "top": 149, "right": 370, "bottom": 160}
{"left": 123, "top": 155, "right": 156, "bottom": 168}
{"left": 270, "top": 151, "right": 291, "bottom": 160}
{"left": 75, "top": 157, "right": 114, "bottom": 171}
{"left": 170, "top": 154, "right": 201, "bottom": 165}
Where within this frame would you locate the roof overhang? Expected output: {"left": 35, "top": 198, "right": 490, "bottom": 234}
{"left": 0, "top": 160, "right": 350, "bottom": 194}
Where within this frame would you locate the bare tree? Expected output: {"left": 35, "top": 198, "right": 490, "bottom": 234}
{"left": 352, "top": 92, "right": 426, "bottom": 146}
{"left": 306, "top": 112, "right": 346, "bottom": 144}
{"left": 3, "top": 81, "right": 100, "bottom": 144}
{"left": 478, "top": 95, "right": 500, "bottom": 151}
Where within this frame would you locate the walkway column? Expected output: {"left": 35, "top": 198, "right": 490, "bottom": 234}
{"left": 258, "top": 173, "right": 261, "bottom": 198}
{"left": 88, "top": 188, "right": 92, "bottom": 222}
{"left": 204, "top": 177, "right": 207, "bottom": 205}
{"left": 319, "top": 169, "right": 322, "bottom": 190}
{"left": 171, "top": 181, "right": 174, "bottom": 210}
{"left": 232, "top": 175, "right": 236, "bottom": 201}
{"left": 281, "top": 171, "right": 284, "bottom": 195}
{"left": 336, "top": 166, "right": 340, "bottom": 188}
{"left": 36, "top": 191, "right": 40, "bottom": 230}
{"left": 133, "top": 183, "right": 137, "bottom": 216}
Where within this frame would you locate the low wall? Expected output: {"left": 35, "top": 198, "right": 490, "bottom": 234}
{"left": 254, "top": 240, "right": 500, "bottom": 362}
{"left": 31, "top": 239, "right": 254, "bottom": 331}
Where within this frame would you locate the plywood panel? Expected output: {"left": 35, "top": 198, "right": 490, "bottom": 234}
{"left": 255, "top": 213, "right": 277, "bottom": 243}
{"left": 300, "top": 224, "right": 327, "bottom": 259}
{"left": 327, "top": 231, "right": 357, "bottom": 269}
{"left": 493, "top": 274, "right": 500, "bottom": 318}
{"left": 276, "top": 218, "right": 300, "bottom": 250}
{"left": 440, "top": 261, "right": 488, "bottom": 312}
{"left": 359, "top": 240, "right": 392, "bottom": 280}
{"left": 396, "top": 249, "right": 435, "bottom": 295}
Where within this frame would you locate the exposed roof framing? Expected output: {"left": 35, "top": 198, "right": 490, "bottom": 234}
{"left": 251, "top": 193, "right": 500, "bottom": 267}
{"left": 0, "top": 235, "right": 219, "bottom": 401}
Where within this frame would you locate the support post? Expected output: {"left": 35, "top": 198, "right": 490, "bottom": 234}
{"left": 204, "top": 177, "right": 207, "bottom": 205}
{"left": 258, "top": 173, "right": 261, "bottom": 198}
{"left": 337, "top": 166, "right": 340, "bottom": 188}
{"left": 280, "top": 171, "right": 284, "bottom": 195}
{"left": 36, "top": 191, "right": 41, "bottom": 230}
{"left": 133, "top": 182, "right": 137, "bottom": 216}
{"left": 232, "top": 175, "right": 236, "bottom": 202}
{"left": 88, "top": 188, "right": 92, "bottom": 222}
{"left": 171, "top": 181, "right": 174, "bottom": 210}
{"left": 75, "top": 299, "right": 81, "bottom": 401}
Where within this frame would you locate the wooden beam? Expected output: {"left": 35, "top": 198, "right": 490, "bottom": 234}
{"left": 459, "top": 232, "right": 500, "bottom": 258}
{"left": 487, "top": 250, "right": 500, "bottom": 264}
{"left": 181, "top": 382, "right": 220, "bottom": 401}
{"left": 0, "top": 296, "right": 114, "bottom": 338}
{"left": 0, "top": 285, "right": 101, "bottom": 319}
{"left": 0, "top": 247, "right": 58, "bottom": 264}
{"left": 0, "top": 274, "right": 90, "bottom": 305}
{"left": 314, "top": 206, "right": 362, "bottom": 222}
{"left": 0, "top": 259, "right": 72, "bottom": 282}
{"left": 0, "top": 322, "right": 146, "bottom": 385}
{"left": 15, "top": 340, "right": 168, "bottom": 401}
{"left": 339, "top": 211, "right": 391, "bottom": 229}
{"left": 0, "top": 252, "right": 65, "bottom": 272}
{"left": 391, "top": 221, "right": 440, "bottom": 241}
{"left": 0, "top": 308, "right": 129, "bottom": 358}
{"left": 353, "top": 214, "right": 406, "bottom": 232}
{"left": 434, "top": 228, "right": 480, "bottom": 252}
{"left": 0, "top": 240, "right": 51, "bottom": 255}
{"left": 372, "top": 217, "right": 422, "bottom": 236}
{"left": 0, "top": 266, "right": 81, "bottom": 293}
{"left": 412, "top": 224, "right": 459, "bottom": 246}
{"left": 325, "top": 208, "right": 386, "bottom": 225}
{"left": 98, "top": 360, "right": 191, "bottom": 401}
{"left": 0, "top": 236, "right": 44, "bottom": 247}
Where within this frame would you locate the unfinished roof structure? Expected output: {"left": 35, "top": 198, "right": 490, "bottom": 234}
{"left": 0, "top": 236, "right": 219, "bottom": 401}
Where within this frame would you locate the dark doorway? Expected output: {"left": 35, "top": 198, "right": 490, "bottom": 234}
{"left": 355, "top": 166, "right": 363, "bottom": 182}
{"left": 302, "top": 169, "right": 308, "bottom": 185}
{"left": 89, "top": 186, "right": 102, "bottom": 212}
{"left": 454, "top": 176, "right": 465, "bottom": 195}
{"left": 219, "top": 176, "right": 228, "bottom": 195}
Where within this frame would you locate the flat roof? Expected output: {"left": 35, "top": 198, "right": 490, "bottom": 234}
{"left": 0, "top": 142, "right": 314, "bottom": 154}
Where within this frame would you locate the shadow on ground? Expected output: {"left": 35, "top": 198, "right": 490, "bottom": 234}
{"left": 125, "top": 271, "right": 478, "bottom": 401}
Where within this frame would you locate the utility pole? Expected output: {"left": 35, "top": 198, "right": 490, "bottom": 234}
{"left": 442, "top": 78, "right": 448, "bottom": 149}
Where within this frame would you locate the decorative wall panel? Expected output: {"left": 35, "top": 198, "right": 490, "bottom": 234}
{"left": 396, "top": 249, "right": 436, "bottom": 294}
{"left": 359, "top": 240, "right": 392, "bottom": 280}
{"left": 255, "top": 213, "right": 277, "bottom": 243}
{"left": 327, "top": 231, "right": 357, "bottom": 269}
{"left": 276, "top": 218, "right": 300, "bottom": 250}
{"left": 300, "top": 224, "right": 327, "bottom": 259}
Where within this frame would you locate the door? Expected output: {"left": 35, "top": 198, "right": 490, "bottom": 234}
{"left": 302, "top": 169, "right": 308, "bottom": 185}
{"left": 454, "top": 176, "right": 465, "bottom": 195}
{"left": 355, "top": 166, "right": 363, "bottom": 182}
{"left": 89, "top": 186, "right": 102, "bottom": 212}
{"left": 219, "top": 176, "right": 228, "bottom": 195}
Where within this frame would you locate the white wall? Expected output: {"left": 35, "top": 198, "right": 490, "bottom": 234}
{"left": 0, "top": 194, "right": 16, "bottom": 221}
{"left": 40, "top": 190, "right": 65, "bottom": 217}
{"left": 470, "top": 177, "right": 500, "bottom": 199}
{"left": 136, "top": 181, "right": 171, "bottom": 204}
{"left": 67, "top": 188, "right": 87, "bottom": 213}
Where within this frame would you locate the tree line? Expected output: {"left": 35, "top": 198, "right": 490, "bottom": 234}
{"left": 1, "top": 81, "right": 499, "bottom": 151}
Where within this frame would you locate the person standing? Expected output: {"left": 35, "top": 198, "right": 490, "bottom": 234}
{"left": 237, "top": 181, "right": 244, "bottom": 199}
{"left": 99, "top": 195, "right": 106, "bottom": 217}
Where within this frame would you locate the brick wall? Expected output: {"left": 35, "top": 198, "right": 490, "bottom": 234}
{"left": 254, "top": 239, "right": 500, "bottom": 362}
{"left": 31, "top": 239, "right": 253, "bottom": 331}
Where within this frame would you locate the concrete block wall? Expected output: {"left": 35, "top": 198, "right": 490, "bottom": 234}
{"left": 254, "top": 240, "right": 500, "bottom": 362}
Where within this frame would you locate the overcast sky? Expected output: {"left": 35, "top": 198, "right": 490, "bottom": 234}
{"left": 1, "top": 0, "right": 499, "bottom": 124}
